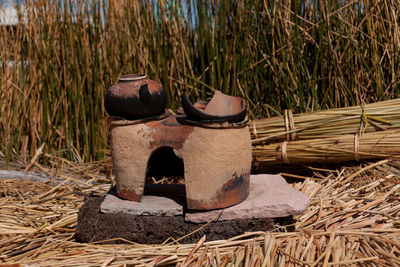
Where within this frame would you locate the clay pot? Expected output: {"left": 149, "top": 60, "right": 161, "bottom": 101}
{"left": 105, "top": 74, "right": 167, "bottom": 120}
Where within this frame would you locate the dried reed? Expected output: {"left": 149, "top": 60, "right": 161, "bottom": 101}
{"left": 253, "top": 129, "right": 400, "bottom": 165}
{"left": 251, "top": 98, "right": 400, "bottom": 144}
{"left": 2, "top": 0, "right": 400, "bottom": 162}
{"left": 0, "top": 158, "right": 399, "bottom": 266}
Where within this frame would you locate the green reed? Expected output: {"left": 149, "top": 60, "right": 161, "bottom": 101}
{"left": 0, "top": 0, "right": 399, "bottom": 162}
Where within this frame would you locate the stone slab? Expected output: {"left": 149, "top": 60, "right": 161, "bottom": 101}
{"left": 100, "top": 174, "right": 309, "bottom": 221}
{"left": 101, "top": 194, "right": 183, "bottom": 216}
{"left": 185, "top": 174, "right": 309, "bottom": 223}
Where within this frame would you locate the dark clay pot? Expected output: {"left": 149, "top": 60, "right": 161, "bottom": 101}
{"left": 105, "top": 74, "right": 167, "bottom": 120}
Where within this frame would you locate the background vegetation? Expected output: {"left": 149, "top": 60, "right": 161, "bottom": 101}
{"left": 0, "top": 0, "right": 399, "bottom": 162}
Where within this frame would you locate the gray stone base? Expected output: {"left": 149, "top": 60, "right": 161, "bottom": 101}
{"left": 101, "top": 194, "right": 183, "bottom": 216}
{"left": 100, "top": 174, "right": 309, "bottom": 223}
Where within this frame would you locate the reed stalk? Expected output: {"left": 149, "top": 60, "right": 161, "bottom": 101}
{"left": 1, "top": 0, "right": 400, "bottom": 162}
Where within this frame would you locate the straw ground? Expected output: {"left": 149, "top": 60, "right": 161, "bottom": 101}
{"left": 0, "top": 156, "right": 398, "bottom": 266}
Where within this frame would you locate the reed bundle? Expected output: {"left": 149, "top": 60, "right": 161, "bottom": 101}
{"left": 251, "top": 98, "right": 400, "bottom": 144}
{"left": 0, "top": 158, "right": 399, "bottom": 266}
{"left": 253, "top": 129, "right": 400, "bottom": 165}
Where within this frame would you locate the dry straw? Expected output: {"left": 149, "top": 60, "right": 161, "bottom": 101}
{"left": 0, "top": 157, "right": 399, "bottom": 266}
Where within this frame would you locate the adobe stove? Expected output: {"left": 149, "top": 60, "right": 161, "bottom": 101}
{"left": 106, "top": 74, "right": 251, "bottom": 210}
{"left": 75, "top": 74, "right": 309, "bottom": 244}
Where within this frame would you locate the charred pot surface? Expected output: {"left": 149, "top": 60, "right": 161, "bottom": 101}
{"left": 105, "top": 74, "right": 167, "bottom": 120}
{"left": 186, "top": 173, "right": 250, "bottom": 210}
{"left": 181, "top": 91, "right": 247, "bottom": 123}
{"left": 117, "top": 189, "right": 141, "bottom": 202}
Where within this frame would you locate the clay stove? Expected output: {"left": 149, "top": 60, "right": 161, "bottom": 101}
{"left": 106, "top": 74, "right": 252, "bottom": 210}
{"left": 76, "top": 74, "right": 309, "bottom": 244}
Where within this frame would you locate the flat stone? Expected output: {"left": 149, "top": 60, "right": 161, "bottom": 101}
{"left": 101, "top": 194, "right": 183, "bottom": 216}
{"left": 185, "top": 174, "right": 309, "bottom": 223}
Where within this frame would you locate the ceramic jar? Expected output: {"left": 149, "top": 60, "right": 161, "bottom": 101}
{"left": 105, "top": 74, "right": 167, "bottom": 120}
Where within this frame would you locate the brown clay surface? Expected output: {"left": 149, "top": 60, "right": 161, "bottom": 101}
{"left": 111, "top": 115, "right": 252, "bottom": 210}
{"left": 75, "top": 197, "right": 294, "bottom": 244}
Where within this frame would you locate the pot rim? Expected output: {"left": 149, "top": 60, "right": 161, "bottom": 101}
{"left": 118, "top": 73, "right": 148, "bottom": 82}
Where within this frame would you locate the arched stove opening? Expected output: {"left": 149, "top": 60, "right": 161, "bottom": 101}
{"left": 144, "top": 146, "right": 187, "bottom": 207}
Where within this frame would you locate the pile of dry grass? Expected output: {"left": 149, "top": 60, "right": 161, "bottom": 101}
{"left": 0, "top": 157, "right": 399, "bottom": 266}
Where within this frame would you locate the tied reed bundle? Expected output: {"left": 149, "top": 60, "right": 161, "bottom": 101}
{"left": 251, "top": 98, "right": 400, "bottom": 145}
{"left": 251, "top": 98, "right": 400, "bottom": 165}
{"left": 253, "top": 129, "right": 400, "bottom": 165}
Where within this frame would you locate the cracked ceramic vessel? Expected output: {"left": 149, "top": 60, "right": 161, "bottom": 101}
{"left": 107, "top": 78, "right": 252, "bottom": 210}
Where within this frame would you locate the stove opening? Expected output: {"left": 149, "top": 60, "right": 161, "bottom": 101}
{"left": 146, "top": 146, "right": 184, "bottom": 180}
{"left": 144, "top": 146, "right": 186, "bottom": 206}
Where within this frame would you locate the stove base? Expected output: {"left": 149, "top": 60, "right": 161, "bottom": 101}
{"left": 76, "top": 196, "right": 293, "bottom": 244}
{"left": 75, "top": 174, "right": 308, "bottom": 244}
